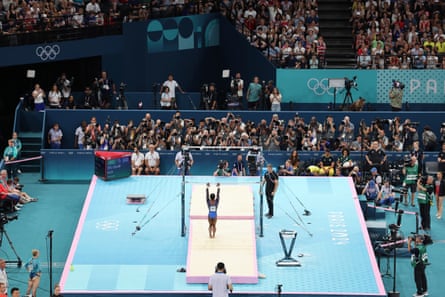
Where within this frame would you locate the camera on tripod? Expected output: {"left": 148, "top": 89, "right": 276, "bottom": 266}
{"left": 0, "top": 213, "right": 18, "bottom": 226}
{"left": 344, "top": 76, "right": 358, "bottom": 90}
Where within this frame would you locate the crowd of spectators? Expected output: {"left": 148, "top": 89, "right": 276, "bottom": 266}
{"left": 69, "top": 111, "right": 444, "bottom": 155}
{"left": 227, "top": 0, "right": 326, "bottom": 68}
{"left": 0, "top": 0, "right": 218, "bottom": 36}
{"left": 352, "top": 0, "right": 445, "bottom": 69}
{"left": 2, "top": 132, "right": 38, "bottom": 212}
{"left": 0, "top": 0, "right": 325, "bottom": 69}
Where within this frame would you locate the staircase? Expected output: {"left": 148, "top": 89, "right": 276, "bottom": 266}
{"left": 18, "top": 132, "right": 42, "bottom": 173}
{"left": 318, "top": 0, "right": 356, "bottom": 69}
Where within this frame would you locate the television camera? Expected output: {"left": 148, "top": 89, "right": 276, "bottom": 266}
{"left": 392, "top": 79, "right": 405, "bottom": 90}
{"left": 344, "top": 76, "right": 358, "bottom": 90}
{"left": 0, "top": 213, "right": 18, "bottom": 226}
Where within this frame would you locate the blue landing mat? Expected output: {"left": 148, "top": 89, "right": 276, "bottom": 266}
{"left": 60, "top": 175, "right": 386, "bottom": 297}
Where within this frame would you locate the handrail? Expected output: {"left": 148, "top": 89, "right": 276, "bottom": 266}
{"left": 12, "top": 97, "right": 24, "bottom": 134}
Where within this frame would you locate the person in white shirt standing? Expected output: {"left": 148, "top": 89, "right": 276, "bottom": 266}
{"left": 208, "top": 262, "right": 233, "bottom": 297}
{"left": 162, "top": 74, "right": 185, "bottom": 109}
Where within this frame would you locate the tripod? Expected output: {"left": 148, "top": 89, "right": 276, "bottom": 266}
{"left": 0, "top": 225, "right": 22, "bottom": 267}
{"left": 343, "top": 88, "right": 354, "bottom": 106}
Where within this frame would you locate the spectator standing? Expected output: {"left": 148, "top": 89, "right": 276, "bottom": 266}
{"left": 162, "top": 74, "right": 185, "bottom": 109}
{"left": 160, "top": 86, "right": 172, "bottom": 109}
{"left": 3, "top": 139, "right": 18, "bottom": 178}
{"left": 97, "top": 71, "right": 115, "bottom": 109}
{"left": 55, "top": 73, "right": 73, "bottom": 103}
{"left": 74, "top": 121, "right": 87, "bottom": 149}
{"left": 80, "top": 86, "right": 99, "bottom": 109}
{"left": 208, "top": 262, "right": 233, "bottom": 297}
{"left": 269, "top": 87, "right": 282, "bottom": 112}
{"left": 32, "top": 84, "right": 46, "bottom": 111}
{"left": 230, "top": 73, "right": 244, "bottom": 109}
{"left": 435, "top": 171, "right": 445, "bottom": 220}
{"left": 48, "top": 123, "right": 63, "bottom": 149}
{"left": 11, "top": 132, "right": 22, "bottom": 158}
{"left": 48, "top": 84, "right": 62, "bottom": 108}
{"left": 246, "top": 76, "right": 262, "bottom": 110}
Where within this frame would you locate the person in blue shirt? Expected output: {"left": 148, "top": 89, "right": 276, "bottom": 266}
{"left": 206, "top": 183, "right": 220, "bottom": 238}
{"left": 246, "top": 76, "right": 262, "bottom": 110}
{"left": 25, "top": 249, "right": 41, "bottom": 297}
{"left": 3, "top": 139, "right": 18, "bottom": 179}
{"left": 232, "top": 154, "right": 246, "bottom": 176}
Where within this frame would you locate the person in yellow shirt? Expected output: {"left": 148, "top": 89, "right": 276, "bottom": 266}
{"left": 435, "top": 35, "right": 445, "bottom": 54}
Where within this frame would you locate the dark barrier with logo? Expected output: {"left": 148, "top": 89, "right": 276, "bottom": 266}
{"left": 40, "top": 149, "right": 437, "bottom": 181}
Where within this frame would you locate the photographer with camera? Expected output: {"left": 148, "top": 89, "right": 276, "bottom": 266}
{"left": 402, "top": 119, "right": 419, "bottom": 151}
{"left": 417, "top": 175, "right": 434, "bottom": 233}
{"left": 422, "top": 125, "right": 437, "bottom": 151}
{"left": 389, "top": 79, "right": 404, "bottom": 111}
{"left": 338, "top": 116, "right": 355, "bottom": 144}
{"left": 175, "top": 147, "right": 193, "bottom": 175}
{"left": 407, "top": 235, "right": 429, "bottom": 297}
{"left": 246, "top": 147, "right": 264, "bottom": 176}
{"left": 200, "top": 83, "right": 218, "bottom": 110}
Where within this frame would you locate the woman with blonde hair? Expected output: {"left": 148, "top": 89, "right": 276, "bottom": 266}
{"left": 25, "top": 249, "right": 41, "bottom": 297}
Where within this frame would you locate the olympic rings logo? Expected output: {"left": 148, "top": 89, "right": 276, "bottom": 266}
{"left": 306, "top": 78, "right": 335, "bottom": 96}
{"left": 35, "top": 45, "right": 60, "bottom": 61}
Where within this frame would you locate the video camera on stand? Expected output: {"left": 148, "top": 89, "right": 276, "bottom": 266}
{"left": 344, "top": 76, "right": 358, "bottom": 91}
